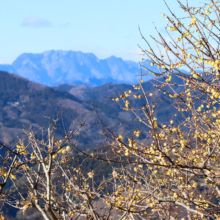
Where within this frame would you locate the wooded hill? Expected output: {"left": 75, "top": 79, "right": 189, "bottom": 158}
{"left": 0, "top": 70, "right": 185, "bottom": 148}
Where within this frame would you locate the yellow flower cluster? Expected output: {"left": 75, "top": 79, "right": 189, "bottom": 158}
{"left": 16, "top": 142, "right": 28, "bottom": 155}
{"left": 87, "top": 171, "right": 94, "bottom": 178}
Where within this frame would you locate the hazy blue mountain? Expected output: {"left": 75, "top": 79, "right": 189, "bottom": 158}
{"left": 0, "top": 50, "right": 157, "bottom": 87}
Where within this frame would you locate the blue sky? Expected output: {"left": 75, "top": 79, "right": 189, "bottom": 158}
{"left": 0, "top": 0, "right": 200, "bottom": 64}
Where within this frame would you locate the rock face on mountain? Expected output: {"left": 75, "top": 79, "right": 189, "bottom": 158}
{"left": 0, "top": 50, "right": 156, "bottom": 87}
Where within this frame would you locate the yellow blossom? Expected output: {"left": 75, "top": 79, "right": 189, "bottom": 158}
{"left": 87, "top": 171, "right": 94, "bottom": 178}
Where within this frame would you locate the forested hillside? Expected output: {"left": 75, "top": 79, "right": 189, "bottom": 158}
{"left": 0, "top": 70, "right": 182, "bottom": 148}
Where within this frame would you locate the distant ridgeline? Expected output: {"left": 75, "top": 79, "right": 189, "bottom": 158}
{"left": 0, "top": 50, "right": 159, "bottom": 87}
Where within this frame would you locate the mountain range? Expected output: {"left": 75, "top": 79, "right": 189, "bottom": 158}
{"left": 0, "top": 50, "right": 157, "bottom": 87}
{"left": 0, "top": 68, "right": 185, "bottom": 148}
{"left": 0, "top": 70, "right": 139, "bottom": 147}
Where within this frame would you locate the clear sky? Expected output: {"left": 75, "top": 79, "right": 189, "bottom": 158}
{"left": 0, "top": 0, "right": 201, "bottom": 64}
